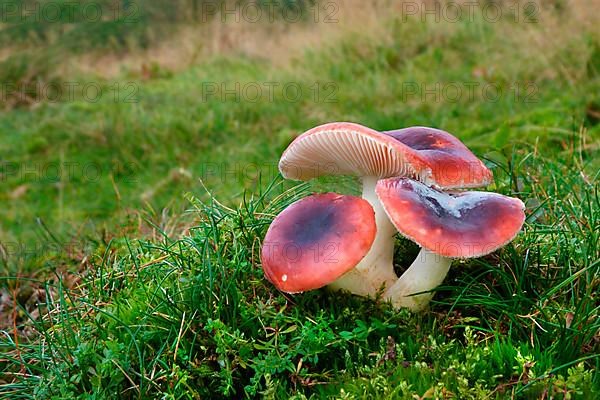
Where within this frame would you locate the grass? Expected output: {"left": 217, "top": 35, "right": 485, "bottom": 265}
{"left": 2, "top": 153, "right": 598, "bottom": 398}
{"left": 0, "top": 0, "right": 599, "bottom": 398}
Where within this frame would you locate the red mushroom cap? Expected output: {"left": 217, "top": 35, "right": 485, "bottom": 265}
{"left": 383, "top": 127, "right": 493, "bottom": 189}
{"left": 376, "top": 177, "right": 525, "bottom": 258}
{"left": 261, "top": 193, "right": 376, "bottom": 293}
{"left": 279, "top": 122, "right": 492, "bottom": 189}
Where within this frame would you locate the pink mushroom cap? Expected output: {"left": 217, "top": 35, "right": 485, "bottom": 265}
{"left": 376, "top": 177, "right": 526, "bottom": 258}
{"left": 382, "top": 126, "right": 493, "bottom": 189}
{"left": 279, "top": 122, "right": 492, "bottom": 189}
{"left": 261, "top": 193, "right": 376, "bottom": 293}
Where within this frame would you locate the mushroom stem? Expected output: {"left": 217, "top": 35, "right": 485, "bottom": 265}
{"left": 383, "top": 248, "right": 452, "bottom": 311}
{"left": 328, "top": 177, "right": 399, "bottom": 297}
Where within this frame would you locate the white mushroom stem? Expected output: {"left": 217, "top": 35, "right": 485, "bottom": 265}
{"left": 383, "top": 248, "right": 452, "bottom": 311}
{"left": 328, "top": 177, "right": 399, "bottom": 297}
{"left": 328, "top": 177, "right": 454, "bottom": 311}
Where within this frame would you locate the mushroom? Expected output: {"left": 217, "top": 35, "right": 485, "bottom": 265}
{"left": 262, "top": 122, "right": 525, "bottom": 310}
{"left": 261, "top": 193, "right": 376, "bottom": 293}
{"left": 376, "top": 177, "right": 526, "bottom": 310}
{"left": 276, "top": 122, "right": 493, "bottom": 297}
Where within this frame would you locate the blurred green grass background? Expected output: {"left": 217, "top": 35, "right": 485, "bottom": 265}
{"left": 1, "top": 0, "right": 597, "bottom": 273}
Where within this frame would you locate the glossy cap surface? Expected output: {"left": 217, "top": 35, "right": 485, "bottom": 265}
{"left": 376, "top": 178, "right": 525, "bottom": 258}
{"left": 261, "top": 193, "right": 376, "bottom": 292}
{"left": 383, "top": 127, "right": 493, "bottom": 189}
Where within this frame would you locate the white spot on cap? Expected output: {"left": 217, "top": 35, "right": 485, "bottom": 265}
{"left": 282, "top": 274, "right": 288, "bottom": 282}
